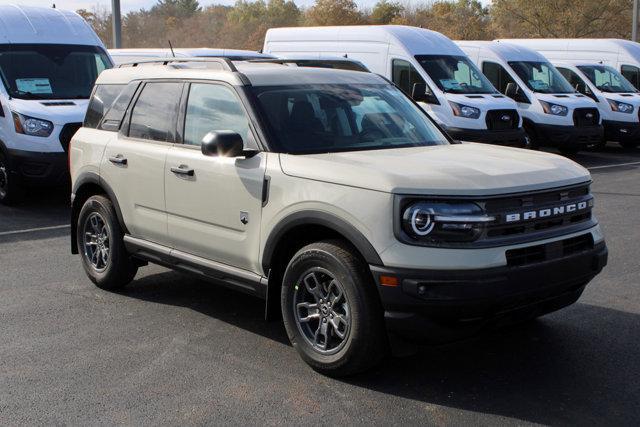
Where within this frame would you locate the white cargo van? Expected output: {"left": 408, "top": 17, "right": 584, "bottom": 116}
{"left": 108, "top": 48, "right": 273, "bottom": 65}
{"left": 264, "top": 26, "right": 528, "bottom": 147}
{"left": 457, "top": 41, "right": 603, "bottom": 154}
{"left": 0, "top": 5, "right": 112, "bottom": 204}
{"left": 499, "top": 38, "right": 640, "bottom": 90}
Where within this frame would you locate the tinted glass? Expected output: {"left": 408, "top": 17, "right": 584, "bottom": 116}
{"left": 621, "top": 65, "right": 640, "bottom": 89}
{"left": 557, "top": 67, "right": 584, "bottom": 88}
{"left": 416, "top": 55, "right": 497, "bottom": 94}
{"left": 577, "top": 65, "right": 637, "bottom": 93}
{"left": 184, "top": 84, "right": 251, "bottom": 146}
{"left": 482, "top": 61, "right": 516, "bottom": 93}
{"left": 129, "top": 82, "right": 183, "bottom": 142}
{"left": 100, "top": 82, "right": 140, "bottom": 132}
{"left": 0, "top": 44, "right": 112, "bottom": 100}
{"left": 508, "top": 61, "right": 574, "bottom": 93}
{"left": 251, "top": 83, "right": 448, "bottom": 154}
{"left": 391, "top": 59, "right": 426, "bottom": 95}
{"left": 84, "top": 84, "right": 125, "bottom": 128}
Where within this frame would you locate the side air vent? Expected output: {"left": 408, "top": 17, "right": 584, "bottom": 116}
{"left": 41, "top": 101, "right": 76, "bottom": 106}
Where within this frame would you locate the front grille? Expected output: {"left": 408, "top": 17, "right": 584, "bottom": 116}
{"left": 486, "top": 109, "right": 519, "bottom": 130}
{"left": 506, "top": 234, "right": 594, "bottom": 267}
{"left": 59, "top": 122, "right": 82, "bottom": 152}
{"left": 573, "top": 108, "right": 599, "bottom": 127}
{"left": 480, "top": 183, "right": 594, "bottom": 242}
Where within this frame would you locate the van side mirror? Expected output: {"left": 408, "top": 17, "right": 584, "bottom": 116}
{"left": 575, "top": 82, "right": 598, "bottom": 102}
{"left": 411, "top": 83, "right": 440, "bottom": 105}
{"left": 505, "top": 82, "right": 529, "bottom": 104}
{"left": 201, "top": 131, "right": 245, "bottom": 158}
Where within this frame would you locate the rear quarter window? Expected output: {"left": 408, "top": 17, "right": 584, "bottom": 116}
{"left": 84, "top": 84, "right": 125, "bottom": 129}
{"left": 99, "top": 81, "right": 141, "bottom": 132}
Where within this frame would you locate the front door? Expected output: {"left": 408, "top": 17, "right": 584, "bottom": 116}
{"left": 164, "top": 82, "right": 266, "bottom": 273}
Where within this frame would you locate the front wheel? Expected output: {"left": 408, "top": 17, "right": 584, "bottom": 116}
{"left": 77, "top": 195, "right": 137, "bottom": 290}
{"left": 281, "top": 240, "right": 387, "bottom": 377}
{"left": 0, "top": 151, "right": 23, "bottom": 205}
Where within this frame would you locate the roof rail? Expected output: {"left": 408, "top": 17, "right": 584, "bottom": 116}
{"left": 117, "top": 57, "right": 238, "bottom": 72}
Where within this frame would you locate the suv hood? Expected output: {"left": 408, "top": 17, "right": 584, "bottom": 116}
{"left": 279, "top": 143, "right": 590, "bottom": 196}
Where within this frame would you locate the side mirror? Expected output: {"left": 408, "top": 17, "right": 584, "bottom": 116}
{"left": 411, "top": 82, "right": 440, "bottom": 105}
{"left": 505, "top": 82, "right": 530, "bottom": 104}
{"left": 575, "top": 82, "right": 598, "bottom": 102}
{"left": 201, "top": 131, "right": 245, "bottom": 158}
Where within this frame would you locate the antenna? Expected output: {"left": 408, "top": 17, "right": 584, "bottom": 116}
{"left": 168, "top": 40, "right": 176, "bottom": 58}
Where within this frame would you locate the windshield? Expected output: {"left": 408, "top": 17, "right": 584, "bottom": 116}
{"left": 0, "top": 44, "right": 112, "bottom": 100}
{"left": 250, "top": 83, "right": 449, "bottom": 154}
{"left": 577, "top": 65, "right": 637, "bottom": 93}
{"left": 508, "top": 61, "right": 575, "bottom": 93}
{"left": 416, "top": 55, "right": 497, "bottom": 94}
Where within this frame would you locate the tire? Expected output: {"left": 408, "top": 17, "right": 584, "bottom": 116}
{"left": 77, "top": 195, "right": 137, "bottom": 290}
{"left": 0, "top": 151, "right": 24, "bottom": 205}
{"left": 281, "top": 240, "right": 387, "bottom": 377}
{"left": 523, "top": 124, "right": 538, "bottom": 150}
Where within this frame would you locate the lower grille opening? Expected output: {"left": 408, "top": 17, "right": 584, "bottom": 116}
{"left": 506, "top": 234, "right": 594, "bottom": 267}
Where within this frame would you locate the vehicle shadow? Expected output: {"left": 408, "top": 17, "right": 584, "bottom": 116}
{"left": 0, "top": 185, "right": 70, "bottom": 234}
{"left": 121, "top": 271, "right": 639, "bottom": 424}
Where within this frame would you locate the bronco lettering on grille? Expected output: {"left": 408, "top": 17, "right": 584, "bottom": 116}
{"left": 505, "top": 200, "right": 590, "bottom": 223}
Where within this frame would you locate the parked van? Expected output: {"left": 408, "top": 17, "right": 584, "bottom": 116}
{"left": 108, "top": 48, "right": 273, "bottom": 65}
{"left": 0, "top": 5, "right": 112, "bottom": 204}
{"left": 553, "top": 61, "right": 640, "bottom": 148}
{"left": 499, "top": 38, "right": 640, "bottom": 90}
{"left": 264, "top": 26, "right": 528, "bottom": 147}
{"left": 457, "top": 41, "right": 603, "bottom": 154}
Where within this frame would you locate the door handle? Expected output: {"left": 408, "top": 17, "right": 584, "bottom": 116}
{"left": 170, "top": 165, "right": 195, "bottom": 176}
{"left": 108, "top": 155, "right": 127, "bottom": 165}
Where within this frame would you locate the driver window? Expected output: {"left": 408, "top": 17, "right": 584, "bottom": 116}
{"left": 482, "top": 61, "right": 515, "bottom": 93}
{"left": 183, "top": 83, "right": 251, "bottom": 146}
{"left": 621, "top": 65, "right": 640, "bottom": 89}
{"left": 391, "top": 59, "right": 426, "bottom": 95}
{"left": 557, "top": 67, "right": 585, "bottom": 88}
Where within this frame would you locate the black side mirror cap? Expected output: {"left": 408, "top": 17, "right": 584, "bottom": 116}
{"left": 201, "top": 131, "right": 245, "bottom": 157}
{"left": 411, "top": 82, "right": 440, "bottom": 105}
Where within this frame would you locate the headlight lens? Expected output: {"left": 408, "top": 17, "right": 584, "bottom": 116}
{"left": 449, "top": 102, "right": 481, "bottom": 119}
{"left": 401, "top": 202, "right": 495, "bottom": 245}
{"left": 539, "top": 100, "right": 568, "bottom": 116}
{"left": 12, "top": 112, "right": 54, "bottom": 137}
{"left": 607, "top": 99, "right": 634, "bottom": 113}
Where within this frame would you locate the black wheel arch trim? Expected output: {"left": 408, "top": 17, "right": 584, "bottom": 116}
{"left": 71, "top": 172, "right": 128, "bottom": 254}
{"left": 261, "top": 210, "right": 383, "bottom": 273}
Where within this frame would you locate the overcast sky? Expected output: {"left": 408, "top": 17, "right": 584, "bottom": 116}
{"left": 1, "top": 0, "right": 491, "bottom": 13}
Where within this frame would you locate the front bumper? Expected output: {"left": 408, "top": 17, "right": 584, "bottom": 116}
{"left": 370, "top": 239, "right": 607, "bottom": 343}
{"left": 445, "top": 127, "right": 527, "bottom": 147}
{"left": 6, "top": 148, "right": 68, "bottom": 186}
{"left": 602, "top": 120, "right": 640, "bottom": 144}
{"left": 533, "top": 123, "right": 603, "bottom": 147}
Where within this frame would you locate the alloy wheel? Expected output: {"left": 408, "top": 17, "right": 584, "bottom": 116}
{"left": 82, "top": 212, "right": 110, "bottom": 272}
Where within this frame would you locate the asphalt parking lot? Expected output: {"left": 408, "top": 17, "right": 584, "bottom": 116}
{"left": 1, "top": 146, "right": 639, "bottom": 425}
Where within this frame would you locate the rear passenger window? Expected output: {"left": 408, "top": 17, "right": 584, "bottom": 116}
{"left": 84, "top": 84, "right": 124, "bottom": 129}
{"left": 128, "top": 82, "right": 183, "bottom": 142}
{"left": 100, "top": 82, "right": 140, "bottom": 132}
{"left": 391, "top": 59, "right": 426, "bottom": 95}
{"left": 482, "top": 61, "right": 515, "bottom": 93}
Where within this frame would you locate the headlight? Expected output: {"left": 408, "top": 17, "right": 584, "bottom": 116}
{"left": 449, "top": 102, "right": 481, "bottom": 119}
{"left": 539, "top": 100, "right": 568, "bottom": 116}
{"left": 12, "top": 112, "right": 54, "bottom": 137}
{"left": 607, "top": 99, "right": 634, "bottom": 113}
{"left": 400, "top": 201, "right": 495, "bottom": 245}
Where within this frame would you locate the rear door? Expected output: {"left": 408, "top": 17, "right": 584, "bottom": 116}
{"left": 164, "top": 82, "right": 266, "bottom": 272}
{"left": 100, "top": 80, "right": 184, "bottom": 245}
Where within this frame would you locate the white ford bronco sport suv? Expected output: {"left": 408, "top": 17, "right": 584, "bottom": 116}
{"left": 70, "top": 58, "right": 608, "bottom": 376}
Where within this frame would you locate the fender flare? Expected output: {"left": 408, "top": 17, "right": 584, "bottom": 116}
{"left": 261, "top": 210, "right": 383, "bottom": 274}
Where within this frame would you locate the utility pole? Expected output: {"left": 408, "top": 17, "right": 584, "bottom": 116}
{"left": 111, "top": 0, "right": 122, "bottom": 48}
{"left": 633, "top": 0, "right": 639, "bottom": 42}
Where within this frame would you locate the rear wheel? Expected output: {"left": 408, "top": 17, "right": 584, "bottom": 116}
{"left": 0, "top": 151, "right": 23, "bottom": 205}
{"left": 281, "top": 240, "right": 387, "bottom": 377}
{"left": 77, "top": 195, "right": 137, "bottom": 290}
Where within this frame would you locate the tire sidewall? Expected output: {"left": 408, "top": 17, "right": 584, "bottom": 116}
{"left": 281, "top": 246, "right": 368, "bottom": 369}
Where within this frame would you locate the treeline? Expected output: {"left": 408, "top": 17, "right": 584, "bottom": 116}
{"left": 78, "top": 0, "right": 634, "bottom": 51}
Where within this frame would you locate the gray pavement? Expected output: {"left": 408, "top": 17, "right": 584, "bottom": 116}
{"left": 1, "top": 146, "right": 639, "bottom": 425}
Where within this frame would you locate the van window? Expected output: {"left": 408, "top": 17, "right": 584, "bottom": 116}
{"left": 557, "top": 67, "right": 585, "bottom": 88}
{"left": 391, "top": 59, "right": 426, "bottom": 96}
{"left": 621, "top": 65, "right": 640, "bottom": 89}
{"left": 128, "top": 82, "right": 183, "bottom": 142}
{"left": 183, "top": 83, "right": 251, "bottom": 146}
{"left": 508, "top": 61, "right": 574, "bottom": 94}
{"left": 99, "top": 82, "right": 140, "bottom": 132}
{"left": 415, "top": 55, "right": 497, "bottom": 94}
{"left": 84, "top": 84, "right": 125, "bottom": 129}
{"left": 0, "top": 44, "right": 112, "bottom": 100}
{"left": 580, "top": 65, "right": 639, "bottom": 93}
{"left": 482, "top": 62, "right": 516, "bottom": 93}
